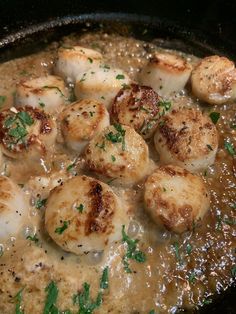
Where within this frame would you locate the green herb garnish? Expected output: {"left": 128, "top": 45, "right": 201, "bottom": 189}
{"left": 76, "top": 204, "right": 84, "bottom": 213}
{"left": 116, "top": 74, "right": 125, "bottom": 80}
{"left": 55, "top": 221, "right": 69, "bottom": 234}
{"left": 173, "top": 242, "right": 182, "bottom": 263}
{"left": 35, "top": 197, "right": 47, "bottom": 209}
{"left": 14, "top": 287, "right": 25, "bottom": 314}
{"left": 43, "top": 86, "right": 65, "bottom": 98}
{"left": 100, "top": 266, "right": 109, "bottom": 290}
{"left": 209, "top": 112, "right": 220, "bottom": 124}
{"left": 186, "top": 243, "right": 192, "bottom": 255}
{"left": 231, "top": 266, "right": 236, "bottom": 277}
{"left": 67, "top": 163, "right": 75, "bottom": 171}
{"left": 43, "top": 281, "right": 58, "bottom": 314}
{"left": 39, "top": 102, "right": 45, "bottom": 108}
{"left": 95, "top": 141, "right": 106, "bottom": 151}
{"left": 202, "top": 298, "right": 213, "bottom": 305}
{"left": 121, "top": 225, "right": 146, "bottom": 273}
{"left": 88, "top": 57, "right": 93, "bottom": 63}
{"left": 224, "top": 140, "right": 235, "bottom": 156}
{"left": 148, "top": 310, "right": 155, "bottom": 314}
{"left": 111, "top": 155, "right": 116, "bottom": 162}
{"left": 26, "top": 234, "right": 39, "bottom": 244}
{"left": 105, "top": 124, "right": 126, "bottom": 151}
{"left": 188, "top": 271, "right": 196, "bottom": 284}
{"left": 158, "top": 100, "right": 171, "bottom": 116}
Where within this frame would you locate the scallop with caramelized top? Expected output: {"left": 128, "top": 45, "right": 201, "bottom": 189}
{"left": 45, "top": 175, "right": 129, "bottom": 255}
{"left": 139, "top": 52, "right": 192, "bottom": 97}
{"left": 144, "top": 165, "right": 210, "bottom": 233}
{"left": 60, "top": 99, "right": 110, "bottom": 152}
{"left": 75, "top": 66, "right": 131, "bottom": 108}
{"left": 55, "top": 45, "right": 103, "bottom": 83}
{"left": 84, "top": 124, "right": 149, "bottom": 185}
{"left": 15, "top": 75, "right": 69, "bottom": 113}
{"left": 191, "top": 55, "right": 236, "bottom": 105}
{"left": 0, "top": 106, "right": 57, "bottom": 159}
{"left": 154, "top": 107, "right": 218, "bottom": 172}
{"left": 0, "top": 176, "right": 28, "bottom": 241}
{"left": 111, "top": 83, "right": 161, "bottom": 139}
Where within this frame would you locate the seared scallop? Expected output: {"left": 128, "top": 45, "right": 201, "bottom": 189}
{"left": 60, "top": 99, "right": 110, "bottom": 152}
{"left": 191, "top": 55, "right": 236, "bottom": 105}
{"left": 84, "top": 124, "right": 149, "bottom": 185}
{"left": 45, "top": 175, "right": 129, "bottom": 254}
{"left": 75, "top": 66, "right": 131, "bottom": 108}
{"left": 139, "top": 52, "right": 192, "bottom": 97}
{"left": 144, "top": 165, "right": 210, "bottom": 233}
{"left": 0, "top": 176, "right": 28, "bottom": 240}
{"left": 15, "top": 75, "right": 69, "bottom": 113}
{"left": 55, "top": 45, "right": 103, "bottom": 83}
{"left": 0, "top": 106, "right": 57, "bottom": 159}
{"left": 154, "top": 107, "right": 218, "bottom": 172}
{"left": 111, "top": 83, "right": 161, "bottom": 139}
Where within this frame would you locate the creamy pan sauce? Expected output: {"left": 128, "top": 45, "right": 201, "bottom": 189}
{"left": 0, "top": 32, "right": 235, "bottom": 314}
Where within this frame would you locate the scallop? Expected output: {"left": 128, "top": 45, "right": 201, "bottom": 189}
{"left": 55, "top": 45, "right": 103, "bottom": 83}
{"left": 191, "top": 55, "right": 236, "bottom": 105}
{"left": 110, "top": 83, "right": 161, "bottom": 139}
{"left": 154, "top": 107, "right": 218, "bottom": 172}
{"left": 75, "top": 66, "right": 131, "bottom": 108}
{"left": 139, "top": 52, "right": 192, "bottom": 97}
{"left": 0, "top": 106, "right": 57, "bottom": 159}
{"left": 84, "top": 124, "right": 149, "bottom": 185}
{"left": 45, "top": 175, "right": 129, "bottom": 254}
{"left": 59, "top": 99, "right": 110, "bottom": 152}
{"left": 15, "top": 75, "right": 69, "bottom": 113}
{"left": 0, "top": 176, "right": 28, "bottom": 240}
{"left": 144, "top": 165, "right": 210, "bottom": 233}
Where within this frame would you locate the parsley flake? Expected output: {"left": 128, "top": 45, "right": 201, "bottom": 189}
{"left": 116, "top": 74, "right": 125, "bottom": 80}
{"left": 224, "top": 140, "right": 235, "bottom": 156}
{"left": 43, "top": 281, "right": 58, "bottom": 314}
{"left": 209, "top": 112, "right": 220, "bottom": 124}
{"left": 76, "top": 204, "right": 84, "bottom": 213}
{"left": 111, "top": 155, "right": 116, "bottom": 162}
{"left": 55, "top": 221, "right": 69, "bottom": 234}
{"left": 14, "top": 287, "right": 25, "bottom": 314}
{"left": 26, "top": 234, "right": 39, "bottom": 244}
{"left": 35, "top": 197, "right": 47, "bottom": 209}
{"left": 121, "top": 225, "right": 146, "bottom": 273}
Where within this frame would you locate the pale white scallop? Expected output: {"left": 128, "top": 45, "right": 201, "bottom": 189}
{"left": 15, "top": 75, "right": 69, "bottom": 113}
{"left": 84, "top": 124, "right": 149, "bottom": 185}
{"left": 59, "top": 99, "right": 110, "bottom": 152}
{"left": 139, "top": 52, "right": 192, "bottom": 97}
{"left": 191, "top": 55, "right": 236, "bottom": 105}
{"left": 75, "top": 66, "right": 131, "bottom": 108}
{"left": 154, "top": 107, "right": 218, "bottom": 172}
{"left": 45, "top": 175, "right": 129, "bottom": 254}
{"left": 0, "top": 106, "right": 57, "bottom": 159}
{"left": 0, "top": 176, "right": 28, "bottom": 240}
{"left": 144, "top": 165, "right": 210, "bottom": 233}
{"left": 55, "top": 45, "right": 103, "bottom": 83}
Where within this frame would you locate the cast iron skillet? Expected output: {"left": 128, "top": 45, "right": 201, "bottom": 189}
{"left": 0, "top": 0, "right": 235, "bottom": 313}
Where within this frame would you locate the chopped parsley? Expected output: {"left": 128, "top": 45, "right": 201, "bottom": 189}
{"left": 111, "top": 155, "right": 116, "bottom": 162}
{"left": 26, "top": 234, "right": 39, "bottom": 244}
{"left": 224, "top": 140, "right": 235, "bottom": 156}
{"left": 67, "top": 163, "right": 75, "bottom": 171}
{"left": 4, "top": 111, "right": 34, "bottom": 146}
{"left": 55, "top": 221, "right": 69, "bottom": 234}
{"left": 76, "top": 204, "right": 84, "bottom": 213}
{"left": 231, "top": 266, "right": 236, "bottom": 277}
{"left": 42, "top": 86, "right": 65, "bottom": 98}
{"left": 209, "top": 112, "right": 220, "bottom": 124}
{"left": 158, "top": 100, "right": 171, "bottom": 116}
{"left": 87, "top": 57, "right": 93, "bottom": 63}
{"left": 73, "top": 267, "right": 109, "bottom": 313}
{"left": 39, "top": 102, "right": 45, "bottom": 108}
{"left": 116, "top": 74, "right": 125, "bottom": 80}
{"left": 0, "top": 95, "right": 6, "bottom": 107}
{"left": 89, "top": 111, "right": 95, "bottom": 117}
{"left": 35, "top": 197, "right": 47, "bottom": 209}
{"left": 186, "top": 243, "right": 192, "bottom": 255}
{"left": 121, "top": 225, "right": 146, "bottom": 273}
{"left": 0, "top": 245, "right": 3, "bottom": 257}
{"left": 100, "top": 266, "right": 109, "bottom": 289}
{"left": 202, "top": 298, "right": 213, "bottom": 305}
{"left": 148, "top": 310, "right": 155, "bottom": 314}
{"left": 105, "top": 124, "right": 126, "bottom": 151}
{"left": 14, "top": 287, "right": 25, "bottom": 314}
{"left": 43, "top": 281, "right": 58, "bottom": 314}
{"left": 188, "top": 271, "right": 196, "bottom": 284}
{"left": 206, "top": 144, "right": 213, "bottom": 151}
{"left": 172, "top": 242, "right": 182, "bottom": 264}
